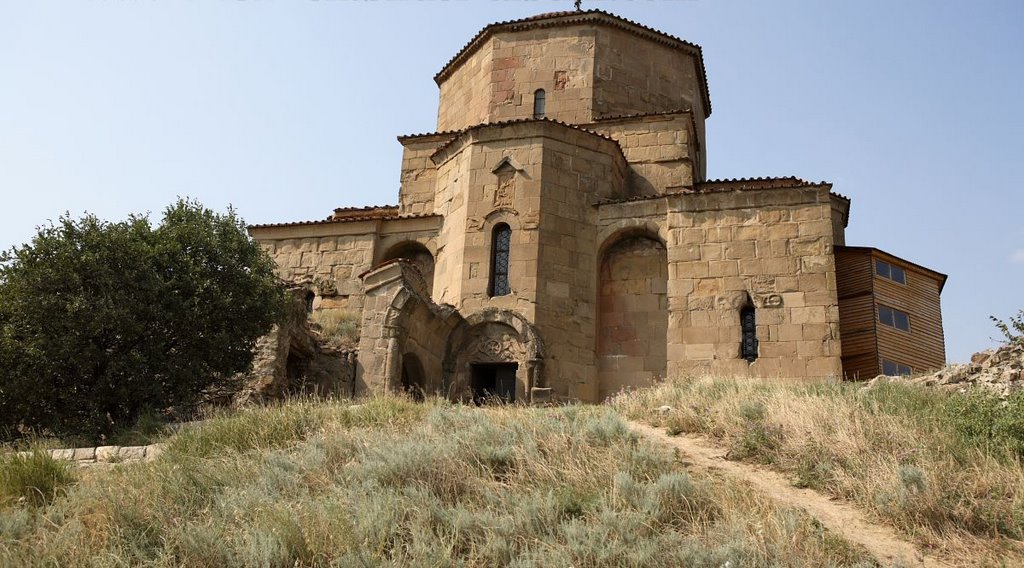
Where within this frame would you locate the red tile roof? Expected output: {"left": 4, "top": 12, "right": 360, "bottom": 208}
{"left": 695, "top": 176, "right": 829, "bottom": 191}
{"left": 249, "top": 209, "right": 440, "bottom": 230}
{"left": 595, "top": 177, "right": 845, "bottom": 205}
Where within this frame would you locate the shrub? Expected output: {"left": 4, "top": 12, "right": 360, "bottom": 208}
{"left": 991, "top": 309, "right": 1024, "bottom": 345}
{"left": 0, "top": 451, "right": 75, "bottom": 507}
{"left": 0, "top": 199, "right": 286, "bottom": 439}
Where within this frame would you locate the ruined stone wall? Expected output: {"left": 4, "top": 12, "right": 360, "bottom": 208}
{"left": 253, "top": 216, "right": 442, "bottom": 312}
{"left": 240, "top": 290, "right": 357, "bottom": 402}
{"left": 259, "top": 234, "right": 376, "bottom": 314}
{"left": 663, "top": 188, "right": 843, "bottom": 379}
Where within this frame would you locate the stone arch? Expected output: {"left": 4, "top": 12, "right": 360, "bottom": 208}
{"left": 482, "top": 207, "right": 523, "bottom": 233}
{"left": 377, "top": 241, "right": 435, "bottom": 297}
{"left": 596, "top": 230, "right": 668, "bottom": 401}
{"left": 596, "top": 220, "right": 669, "bottom": 260}
{"left": 363, "top": 277, "right": 458, "bottom": 398}
{"left": 444, "top": 309, "right": 546, "bottom": 403}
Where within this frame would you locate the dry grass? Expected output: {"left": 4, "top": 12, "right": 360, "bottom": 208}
{"left": 311, "top": 309, "right": 360, "bottom": 348}
{"left": 0, "top": 396, "right": 875, "bottom": 567}
{"left": 610, "top": 376, "right": 1024, "bottom": 565}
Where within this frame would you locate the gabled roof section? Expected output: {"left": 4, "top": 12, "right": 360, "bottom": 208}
{"left": 836, "top": 245, "right": 948, "bottom": 292}
{"left": 429, "top": 116, "right": 624, "bottom": 165}
{"left": 435, "top": 9, "right": 712, "bottom": 117}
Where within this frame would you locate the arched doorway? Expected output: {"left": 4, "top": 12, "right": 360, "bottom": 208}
{"left": 597, "top": 234, "right": 668, "bottom": 400}
{"left": 379, "top": 241, "right": 434, "bottom": 297}
{"left": 444, "top": 311, "right": 545, "bottom": 404}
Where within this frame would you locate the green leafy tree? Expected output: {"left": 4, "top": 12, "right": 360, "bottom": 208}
{"left": 0, "top": 199, "right": 285, "bottom": 438}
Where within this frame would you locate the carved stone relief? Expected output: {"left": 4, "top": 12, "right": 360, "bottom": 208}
{"left": 315, "top": 277, "right": 338, "bottom": 297}
{"left": 521, "top": 210, "right": 540, "bottom": 230}
{"left": 464, "top": 323, "right": 527, "bottom": 364}
{"left": 694, "top": 292, "right": 784, "bottom": 311}
{"left": 494, "top": 171, "right": 515, "bottom": 208}
{"left": 757, "top": 293, "right": 784, "bottom": 308}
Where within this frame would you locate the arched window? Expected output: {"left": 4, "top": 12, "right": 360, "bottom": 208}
{"left": 489, "top": 223, "right": 512, "bottom": 297}
{"left": 304, "top": 290, "right": 315, "bottom": 313}
{"left": 741, "top": 304, "right": 758, "bottom": 362}
{"left": 533, "top": 89, "right": 546, "bottom": 119}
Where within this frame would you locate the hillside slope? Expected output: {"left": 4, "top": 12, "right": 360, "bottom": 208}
{"left": 1, "top": 398, "right": 872, "bottom": 567}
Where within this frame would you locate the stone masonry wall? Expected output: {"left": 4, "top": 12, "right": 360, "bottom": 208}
{"left": 532, "top": 134, "right": 627, "bottom": 401}
{"left": 589, "top": 112, "right": 699, "bottom": 194}
{"left": 593, "top": 26, "right": 708, "bottom": 163}
{"left": 398, "top": 136, "right": 449, "bottom": 216}
{"left": 436, "top": 28, "right": 597, "bottom": 132}
{"left": 356, "top": 261, "right": 460, "bottom": 396}
{"left": 437, "top": 38, "right": 494, "bottom": 132}
{"left": 259, "top": 234, "right": 376, "bottom": 314}
{"left": 598, "top": 236, "right": 668, "bottom": 400}
{"left": 663, "top": 187, "right": 843, "bottom": 379}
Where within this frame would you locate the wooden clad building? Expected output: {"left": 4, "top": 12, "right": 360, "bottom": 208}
{"left": 835, "top": 246, "right": 947, "bottom": 380}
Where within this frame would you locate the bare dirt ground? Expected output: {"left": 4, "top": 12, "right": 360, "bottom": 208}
{"left": 629, "top": 421, "right": 954, "bottom": 568}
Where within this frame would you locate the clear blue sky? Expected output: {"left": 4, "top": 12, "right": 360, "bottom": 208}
{"left": 2, "top": 0, "right": 1022, "bottom": 363}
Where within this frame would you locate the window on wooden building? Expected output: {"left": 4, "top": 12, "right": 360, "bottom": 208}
{"left": 878, "top": 305, "right": 910, "bottom": 332}
{"left": 882, "top": 359, "right": 913, "bottom": 376}
{"left": 741, "top": 304, "right": 758, "bottom": 362}
{"left": 875, "top": 259, "right": 907, "bottom": 284}
{"left": 489, "top": 223, "right": 512, "bottom": 297}
{"left": 533, "top": 89, "right": 546, "bottom": 119}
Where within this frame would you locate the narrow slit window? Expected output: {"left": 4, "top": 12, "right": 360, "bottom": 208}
{"left": 533, "top": 89, "right": 546, "bottom": 119}
{"left": 489, "top": 223, "right": 511, "bottom": 297}
{"left": 741, "top": 305, "right": 758, "bottom": 362}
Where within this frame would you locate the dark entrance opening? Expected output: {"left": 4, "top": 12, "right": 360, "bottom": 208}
{"left": 400, "top": 353, "right": 426, "bottom": 402}
{"left": 471, "top": 363, "right": 517, "bottom": 405}
{"left": 285, "top": 348, "right": 308, "bottom": 384}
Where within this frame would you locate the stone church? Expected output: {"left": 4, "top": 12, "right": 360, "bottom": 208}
{"left": 249, "top": 10, "right": 947, "bottom": 403}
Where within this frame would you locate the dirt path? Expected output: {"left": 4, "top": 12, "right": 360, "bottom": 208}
{"left": 628, "top": 420, "right": 953, "bottom": 568}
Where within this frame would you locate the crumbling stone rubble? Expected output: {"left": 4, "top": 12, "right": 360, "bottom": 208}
{"left": 865, "top": 343, "right": 1023, "bottom": 399}
{"left": 238, "top": 286, "right": 357, "bottom": 403}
